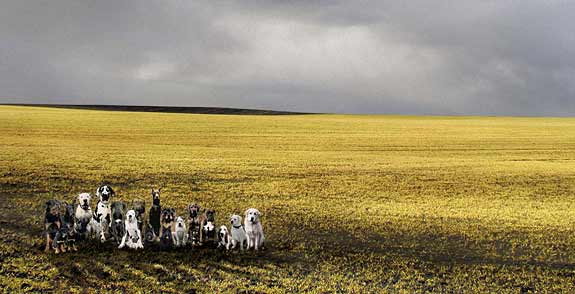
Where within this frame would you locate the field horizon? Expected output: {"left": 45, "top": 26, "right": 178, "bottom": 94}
{"left": 1, "top": 105, "right": 575, "bottom": 293}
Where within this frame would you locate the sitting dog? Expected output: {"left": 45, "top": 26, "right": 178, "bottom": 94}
{"left": 94, "top": 184, "right": 115, "bottom": 242}
{"left": 74, "top": 193, "right": 95, "bottom": 240}
{"left": 131, "top": 199, "right": 146, "bottom": 233}
{"left": 217, "top": 225, "right": 231, "bottom": 250}
{"left": 58, "top": 202, "right": 78, "bottom": 252}
{"left": 159, "top": 208, "right": 175, "bottom": 249}
{"left": 144, "top": 223, "right": 156, "bottom": 245}
{"left": 44, "top": 200, "right": 62, "bottom": 253}
{"left": 173, "top": 216, "right": 188, "bottom": 247}
{"left": 118, "top": 210, "right": 143, "bottom": 249}
{"left": 199, "top": 208, "right": 216, "bottom": 245}
{"left": 230, "top": 214, "right": 247, "bottom": 251}
{"left": 149, "top": 189, "right": 162, "bottom": 240}
{"left": 186, "top": 203, "right": 201, "bottom": 245}
{"left": 110, "top": 201, "right": 127, "bottom": 245}
{"left": 244, "top": 208, "right": 265, "bottom": 250}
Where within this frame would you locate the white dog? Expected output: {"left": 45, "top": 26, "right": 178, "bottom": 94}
{"left": 217, "top": 225, "right": 231, "bottom": 250}
{"left": 230, "top": 214, "right": 247, "bottom": 251}
{"left": 74, "top": 193, "right": 97, "bottom": 239}
{"left": 118, "top": 210, "right": 143, "bottom": 249}
{"left": 173, "top": 216, "right": 188, "bottom": 247}
{"left": 244, "top": 208, "right": 265, "bottom": 250}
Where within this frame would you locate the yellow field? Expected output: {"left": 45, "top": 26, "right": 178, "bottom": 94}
{"left": 1, "top": 105, "right": 575, "bottom": 293}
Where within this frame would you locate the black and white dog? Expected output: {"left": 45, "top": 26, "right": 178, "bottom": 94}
{"left": 149, "top": 188, "right": 161, "bottom": 241}
{"left": 94, "top": 185, "right": 115, "bottom": 242}
{"left": 74, "top": 193, "right": 96, "bottom": 240}
{"left": 110, "top": 201, "right": 127, "bottom": 245}
{"left": 187, "top": 203, "right": 201, "bottom": 245}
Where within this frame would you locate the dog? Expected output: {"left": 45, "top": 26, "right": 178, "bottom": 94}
{"left": 199, "top": 208, "right": 216, "bottom": 245}
{"left": 230, "top": 214, "right": 247, "bottom": 251}
{"left": 173, "top": 216, "right": 188, "bottom": 247}
{"left": 159, "top": 208, "right": 175, "bottom": 249}
{"left": 131, "top": 199, "right": 146, "bottom": 233}
{"left": 186, "top": 203, "right": 201, "bottom": 245}
{"left": 244, "top": 208, "right": 265, "bottom": 250}
{"left": 94, "top": 185, "right": 114, "bottom": 242}
{"left": 44, "top": 200, "right": 62, "bottom": 253}
{"left": 58, "top": 202, "right": 78, "bottom": 252}
{"left": 144, "top": 223, "right": 156, "bottom": 246}
{"left": 74, "top": 193, "right": 96, "bottom": 240}
{"left": 118, "top": 210, "right": 143, "bottom": 249}
{"left": 149, "top": 189, "right": 161, "bottom": 240}
{"left": 110, "top": 201, "right": 127, "bottom": 245}
{"left": 217, "top": 225, "right": 231, "bottom": 250}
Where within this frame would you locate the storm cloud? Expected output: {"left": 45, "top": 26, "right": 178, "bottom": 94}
{"left": 1, "top": 0, "right": 574, "bottom": 115}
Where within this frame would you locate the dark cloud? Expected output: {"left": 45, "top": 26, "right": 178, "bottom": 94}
{"left": 0, "top": 0, "right": 573, "bottom": 115}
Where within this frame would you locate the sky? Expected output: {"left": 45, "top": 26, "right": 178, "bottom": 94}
{"left": 1, "top": 0, "right": 574, "bottom": 115}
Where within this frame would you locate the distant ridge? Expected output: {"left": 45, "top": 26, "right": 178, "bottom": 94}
{"left": 3, "top": 104, "right": 311, "bottom": 115}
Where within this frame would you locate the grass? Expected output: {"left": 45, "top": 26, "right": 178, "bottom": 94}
{"left": 1, "top": 105, "right": 575, "bottom": 293}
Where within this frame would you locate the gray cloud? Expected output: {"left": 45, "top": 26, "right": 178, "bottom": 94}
{"left": 1, "top": 0, "right": 574, "bottom": 115}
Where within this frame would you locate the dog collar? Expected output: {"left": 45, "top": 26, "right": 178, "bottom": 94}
{"left": 232, "top": 225, "right": 243, "bottom": 229}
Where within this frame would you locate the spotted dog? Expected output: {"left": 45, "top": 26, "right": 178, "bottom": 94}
{"left": 149, "top": 189, "right": 161, "bottom": 241}
{"left": 110, "top": 201, "right": 127, "bottom": 245}
{"left": 93, "top": 185, "right": 115, "bottom": 242}
{"left": 159, "top": 208, "right": 175, "bottom": 249}
{"left": 74, "top": 193, "right": 96, "bottom": 240}
{"left": 244, "top": 208, "right": 265, "bottom": 250}
{"left": 118, "top": 210, "right": 143, "bottom": 249}
{"left": 44, "top": 200, "right": 62, "bottom": 253}
{"left": 186, "top": 203, "right": 201, "bottom": 245}
{"left": 199, "top": 208, "right": 216, "bottom": 246}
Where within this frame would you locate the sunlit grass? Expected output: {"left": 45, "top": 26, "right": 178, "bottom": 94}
{"left": 1, "top": 105, "right": 575, "bottom": 292}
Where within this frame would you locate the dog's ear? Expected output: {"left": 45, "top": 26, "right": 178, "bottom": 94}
{"left": 109, "top": 186, "right": 115, "bottom": 196}
{"left": 158, "top": 188, "right": 162, "bottom": 193}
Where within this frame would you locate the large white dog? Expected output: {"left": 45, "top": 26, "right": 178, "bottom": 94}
{"left": 244, "top": 208, "right": 264, "bottom": 250}
{"left": 118, "top": 210, "right": 143, "bottom": 249}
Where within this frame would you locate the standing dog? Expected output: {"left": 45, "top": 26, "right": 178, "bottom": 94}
{"left": 173, "top": 216, "right": 188, "bottom": 247}
{"left": 217, "top": 225, "right": 231, "bottom": 250}
{"left": 159, "top": 208, "right": 175, "bottom": 249}
{"left": 94, "top": 185, "right": 115, "bottom": 242}
{"left": 230, "top": 214, "right": 247, "bottom": 251}
{"left": 149, "top": 189, "right": 161, "bottom": 240}
{"left": 44, "top": 200, "right": 62, "bottom": 253}
{"left": 110, "top": 201, "right": 127, "bottom": 245}
{"left": 186, "top": 203, "right": 201, "bottom": 245}
{"left": 199, "top": 209, "right": 216, "bottom": 245}
{"left": 118, "top": 210, "right": 143, "bottom": 249}
{"left": 244, "top": 208, "right": 265, "bottom": 250}
{"left": 74, "top": 193, "right": 95, "bottom": 240}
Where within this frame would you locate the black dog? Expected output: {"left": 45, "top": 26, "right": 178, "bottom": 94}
{"left": 159, "top": 208, "right": 175, "bottom": 249}
{"left": 148, "top": 189, "right": 161, "bottom": 240}
{"left": 110, "top": 201, "right": 127, "bottom": 245}
{"left": 187, "top": 203, "right": 201, "bottom": 245}
{"left": 44, "top": 200, "right": 62, "bottom": 253}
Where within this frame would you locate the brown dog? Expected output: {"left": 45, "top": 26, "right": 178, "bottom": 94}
{"left": 44, "top": 200, "right": 62, "bottom": 253}
{"left": 187, "top": 203, "right": 201, "bottom": 245}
